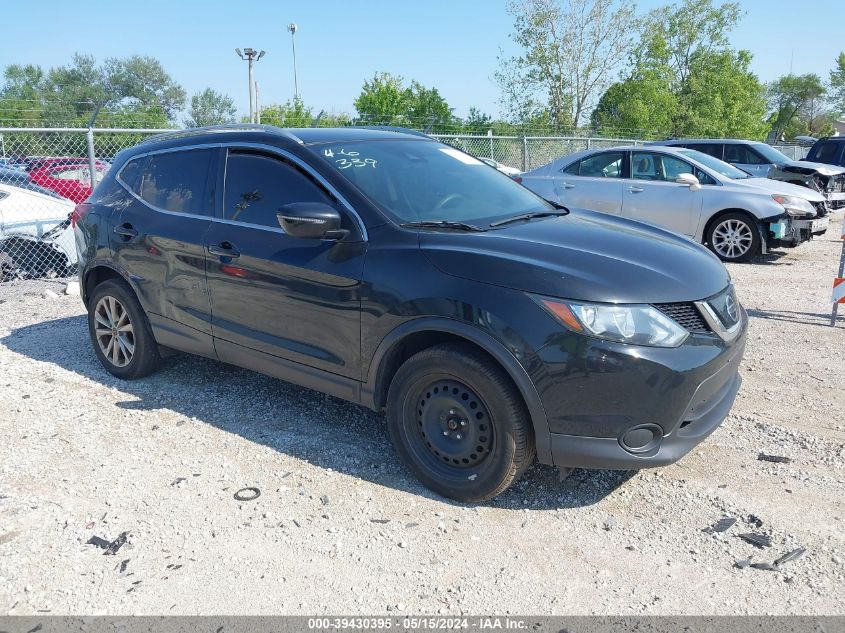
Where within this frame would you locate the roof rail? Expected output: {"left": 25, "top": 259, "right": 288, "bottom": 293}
{"left": 351, "top": 125, "right": 432, "bottom": 139}
{"left": 138, "top": 124, "right": 301, "bottom": 145}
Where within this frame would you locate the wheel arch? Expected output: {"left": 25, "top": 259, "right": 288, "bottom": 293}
{"left": 702, "top": 208, "right": 760, "bottom": 243}
{"left": 364, "top": 317, "right": 553, "bottom": 464}
{"left": 82, "top": 262, "right": 132, "bottom": 307}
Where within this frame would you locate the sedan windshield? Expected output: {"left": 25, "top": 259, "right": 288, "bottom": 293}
{"left": 314, "top": 140, "right": 552, "bottom": 226}
{"left": 677, "top": 149, "right": 751, "bottom": 180}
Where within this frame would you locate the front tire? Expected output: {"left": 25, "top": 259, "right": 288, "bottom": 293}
{"left": 386, "top": 342, "right": 535, "bottom": 502}
{"left": 88, "top": 279, "right": 160, "bottom": 379}
{"left": 705, "top": 212, "right": 760, "bottom": 263}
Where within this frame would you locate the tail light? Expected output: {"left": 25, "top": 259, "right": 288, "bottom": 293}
{"left": 71, "top": 202, "right": 92, "bottom": 228}
{"left": 512, "top": 175, "right": 523, "bottom": 184}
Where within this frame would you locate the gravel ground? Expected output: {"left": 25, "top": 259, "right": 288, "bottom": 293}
{"left": 1, "top": 219, "right": 844, "bottom": 616}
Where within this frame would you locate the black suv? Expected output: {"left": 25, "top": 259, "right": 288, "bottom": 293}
{"left": 73, "top": 125, "right": 747, "bottom": 501}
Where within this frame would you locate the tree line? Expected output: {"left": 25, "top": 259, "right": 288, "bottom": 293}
{"left": 2, "top": 0, "right": 844, "bottom": 141}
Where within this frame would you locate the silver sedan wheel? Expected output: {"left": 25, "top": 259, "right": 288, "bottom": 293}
{"left": 94, "top": 296, "right": 135, "bottom": 367}
{"left": 711, "top": 219, "right": 754, "bottom": 260}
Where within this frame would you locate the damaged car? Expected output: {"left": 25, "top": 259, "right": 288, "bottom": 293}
{"left": 0, "top": 182, "right": 77, "bottom": 280}
{"left": 520, "top": 146, "right": 827, "bottom": 262}
{"left": 651, "top": 138, "right": 845, "bottom": 211}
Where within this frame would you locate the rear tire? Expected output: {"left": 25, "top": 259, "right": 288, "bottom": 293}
{"left": 705, "top": 212, "right": 760, "bottom": 263}
{"left": 386, "top": 342, "right": 535, "bottom": 502}
{"left": 88, "top": 279, "right": 160, "bottom": 379}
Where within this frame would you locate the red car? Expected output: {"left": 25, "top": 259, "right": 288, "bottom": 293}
{"left": 29, "top": 162, "right": 108, "bottom": 203}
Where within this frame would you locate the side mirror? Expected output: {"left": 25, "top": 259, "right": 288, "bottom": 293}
{"left": 675, "top": 173, "right": 701, "bottom": 191}
{"left": 277, "top": 202, "right": 347, "bottom": 240}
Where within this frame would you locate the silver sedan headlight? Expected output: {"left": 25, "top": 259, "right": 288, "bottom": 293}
{"left": 772, "top": 194, "right": 815, "bottom": 217}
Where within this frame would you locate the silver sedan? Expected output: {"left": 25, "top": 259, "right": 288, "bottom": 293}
{"left": 520, "top": 145, "right": 828, "bottom": 262}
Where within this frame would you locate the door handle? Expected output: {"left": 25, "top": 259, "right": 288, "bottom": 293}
{"left": 113, "top": 224, "right": 138, "bottom": 239}
{"left": 627, "top": 186, "right": 644, "bottom": 193}
{"left": 208, "top": 242, "right": 240, "bottom": 258}
{"left": 561, "top": 182, "right": 575, "bottom": 189}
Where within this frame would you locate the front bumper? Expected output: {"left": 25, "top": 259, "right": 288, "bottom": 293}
{"left": 793, "top": 216, "right": 829, "bottom": 237}
{"left": 533, "top": 307, "right": 747, "bottom": 470}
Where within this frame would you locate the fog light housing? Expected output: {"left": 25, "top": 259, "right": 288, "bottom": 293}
{"left": 619, "top": 424, "right": 663, "bottom": 455}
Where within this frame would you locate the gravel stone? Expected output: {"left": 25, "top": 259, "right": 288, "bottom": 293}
{"left": 0, "top": 218, "right": 843, "bottom": 614}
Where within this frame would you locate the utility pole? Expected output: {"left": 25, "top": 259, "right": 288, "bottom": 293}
{"left": 287, "top": 23, "right": 299, "bottom": 100}
{"left": 255, "top": 81, "right": 261, "bottom": 124}
{"left": 235, "top": 47, "right": 265, "bottom": 123}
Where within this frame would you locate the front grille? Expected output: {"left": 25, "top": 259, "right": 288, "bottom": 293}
{"left": 654, "top": 302, "right": 710, "bottom": 333}
{"left": 831, "top": 176, "right": 845, "bottom": 194}
{"left": 812, "top": 201, "right": 829, "bottom": 217}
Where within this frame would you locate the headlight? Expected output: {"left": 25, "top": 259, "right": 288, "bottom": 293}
{"left": 534, "top": 297, "right": 689, "bottom": 347}
{"left": 772, "top": 194, "right": 815, "bottom": 217}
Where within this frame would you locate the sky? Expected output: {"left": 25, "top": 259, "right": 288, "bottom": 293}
{"left": 1, "top": 0, "right": 844, "bottom": 122}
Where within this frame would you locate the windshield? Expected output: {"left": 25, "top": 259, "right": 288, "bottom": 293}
{"left": 677, "top": 149, "right": 751, "bottom": 179}
{"left": 751, "top": 143, "right": 789, "bottom": 163}
{"left": 313, "top": 140, "right": 552, "bottom": 225}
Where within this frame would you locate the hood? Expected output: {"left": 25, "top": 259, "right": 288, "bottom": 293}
{"left": 739, "top": 177, "right": 826, "bottom": 202}
{"left": 790, "top": 160, "right": 845, "bottom": 176}
{"left": 421, "top": 209, "right": 730, "bottom": 304}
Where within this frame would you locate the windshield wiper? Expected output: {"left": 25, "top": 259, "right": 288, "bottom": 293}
{"left": 401, "top": 220, "right": 487, "bottom": 232}
{"left": 489, "top": 209, "right": 569, "bottom": 228}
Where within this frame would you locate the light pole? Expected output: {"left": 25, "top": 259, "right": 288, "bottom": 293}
{"left": 287, "top": 23, "right": 299, "bottom": 100}
{"left": 235, "top": 47, "right": 265, "bottom": 123}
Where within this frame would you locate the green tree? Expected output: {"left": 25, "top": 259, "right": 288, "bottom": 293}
{"left": 257, "top": 97, "right": 313, "bottom": 127}
{"left": 353, "top": 73, "right": 452, "bottom": 127}
{"left": 103, "top": 55, "right": 185, "bottom": 121}
{"left": 406, "top": 81, "right": 453, "bottom": 127}
{"left": 1, "top": 53, "right": 185, "bottom": 128}
{"left": 828, "top": 52, "right": 845, "bottom": 116}
{"left": 497, "top": 0, "right": 637, "bottom": 130}
{"left": 185, "top": 88, "right": 236, "bottom": 127}
{"left": 768, "top": 73, "right": 827, "bottom": 138}
{"left": 591, "top": 0, "right": 766, "bottom": 139}
{"left": 353, "top": 72, "right": 410, "bottom": 123}
{"left": 591, "top": 70, "right": 677, "bottom": 137}
{"left": 0, "top": 64, "right": 47, "bottom": 126}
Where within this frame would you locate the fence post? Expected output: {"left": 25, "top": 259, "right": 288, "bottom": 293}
{"left": 522, "top": 136, "right": 528, "bottom": 172}
{"left": 586, "top": 137, "right": 592, "bottom": 150}
{"left": 86, "top": 127, "right": 97, "bottom": 189}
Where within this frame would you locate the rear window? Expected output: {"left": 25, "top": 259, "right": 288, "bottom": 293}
{"left": 130, "top": 149, "right": 215, "bottom": 215}
{"left": 810, "top": 142, "right": 844, "bottom": 165}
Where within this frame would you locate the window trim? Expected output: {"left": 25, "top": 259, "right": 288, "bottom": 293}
{"left": 220, "top": 148, "right": 337, "bottom": 234}
{"left": 116, "top": 144, "right": 219, "bottom": 220}
{"left": 565, "top": 150, "right": 626, "bottom": 178}
{"left": 116, "top": 142, "right": 368, "bottom": 240}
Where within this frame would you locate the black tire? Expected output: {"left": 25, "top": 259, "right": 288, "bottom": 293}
{"left": 705, "top": 212, "right": 761, "bottom": 263}
{"left": 386, "top": 342, "right": 535, "bottom": 502}
{"left": 87, "top": 278, "right": 161, "bottom": 379}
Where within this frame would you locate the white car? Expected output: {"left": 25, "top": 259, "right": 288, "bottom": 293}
{"left": 0, "top": 182, "right": 77, "bottom": 279}
{"left": 521, "top": 145, "right": 829, "bottom": 262}
{"left": 478, "top": 157, "right": 522, "bottom": 178}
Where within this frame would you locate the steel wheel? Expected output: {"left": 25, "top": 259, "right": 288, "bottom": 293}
{"left": 93, "top": 295, "right": 135, "bottom": 368}
{"left": 415, "top": 379, "right": 494, "bottom": 469}
{"left": 711, "top": 218, "right": 754, "bottom": 259}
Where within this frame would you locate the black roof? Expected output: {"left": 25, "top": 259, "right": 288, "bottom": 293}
{"left": 137, "top": 124, "right": 429, "bottom": 150}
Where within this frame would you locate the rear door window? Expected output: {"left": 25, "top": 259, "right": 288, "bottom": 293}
{"left": 137, "top": 149, "right": 215, "bottom": 215}
{"left": 569, "top": 152, "right": 624, "bottom": 178}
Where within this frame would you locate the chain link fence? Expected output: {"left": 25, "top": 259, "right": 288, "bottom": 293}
{"left": 0, "top": 127, "right": 167, "bottom": 292}
{"left": 0, "top": 125, "right": 816, "bottom": 294}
